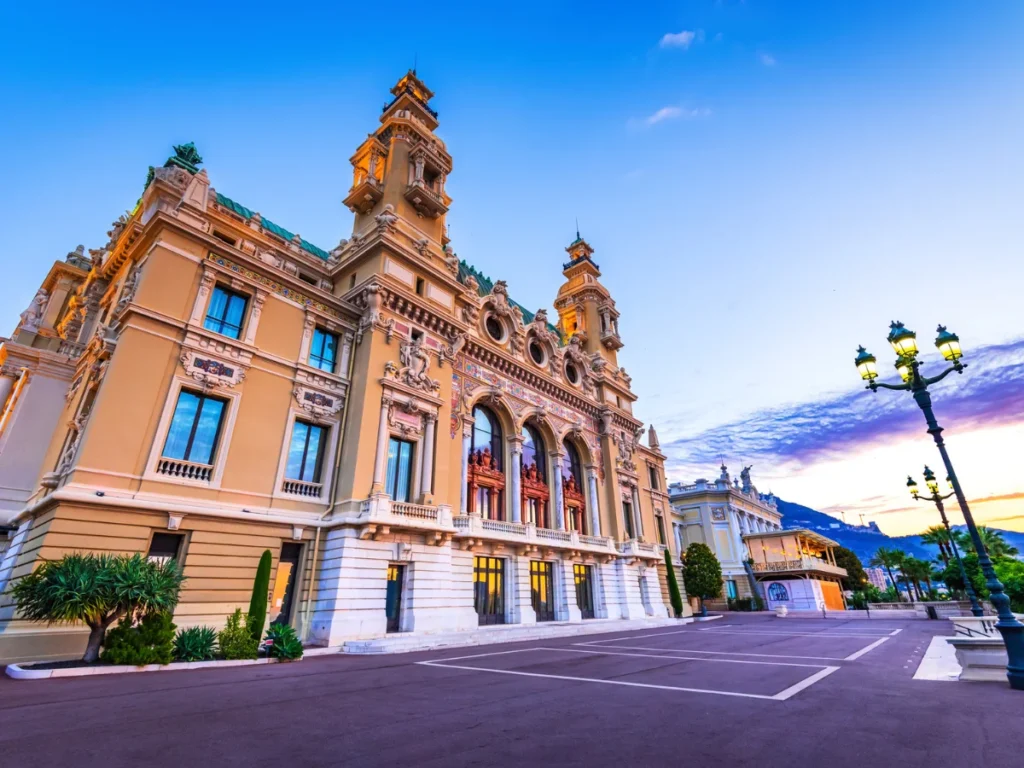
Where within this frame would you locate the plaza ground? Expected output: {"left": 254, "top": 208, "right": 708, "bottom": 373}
{"left": 2, "top": 614, "right": 1022, "bottom": 767}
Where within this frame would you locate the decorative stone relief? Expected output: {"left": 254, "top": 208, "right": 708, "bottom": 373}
{"left": 356, "top": 283, "right": 395, "bottom": 344}
{"left": 114, "top": 266, "right": 139, "bottom": 317}
{"left": 17, "top": 289, "right": 49, "bottom": 333}
{"left": 180, "top": 350, "right": 247, "bottom": 389}
{"left": 375, "top": 204, "right": 399, "bottom": 234}
{"left": 437, "top": 331, "right": 467, "bottom": 368}
{"left": 293, "top": 386, "right": 343, "bottom": 419}
{"left": 391, "top": 336, "right": 441, "bottom": 393}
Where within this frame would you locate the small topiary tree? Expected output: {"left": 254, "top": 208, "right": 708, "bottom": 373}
{"left": 682, "top": 542, "right": 723, "bottom": 617}
{"left": 247, "top": 549, "right": 273, "bottom": 644}
{"left": 664, "top": 548, "right": 685, "bottom": 618}
{"left": 10, "top": 552, "right": 184, "bottom": 663}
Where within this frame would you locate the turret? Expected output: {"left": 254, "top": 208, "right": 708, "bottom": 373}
{"left": 553, "top": 232, "right": 624, "bottom": 368}
{"left": 343, "top": 71, "right": 452, "bottom": 244}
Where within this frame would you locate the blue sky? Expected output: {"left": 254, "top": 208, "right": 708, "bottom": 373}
{"left": 2, "top": 1, "right": 1022, "bottom": 535}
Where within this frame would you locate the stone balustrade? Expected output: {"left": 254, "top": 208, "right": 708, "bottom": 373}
{"left": 751, "top": 556, "right": 846, "bottom": 577}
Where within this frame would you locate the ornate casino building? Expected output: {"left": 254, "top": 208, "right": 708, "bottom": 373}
{"left": 0, "top": 72, "right": 681, "bottom": 661}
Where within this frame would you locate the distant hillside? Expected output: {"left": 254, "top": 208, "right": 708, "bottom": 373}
{"left": 774, "top": 498, "right": 1024, "bottom": 563}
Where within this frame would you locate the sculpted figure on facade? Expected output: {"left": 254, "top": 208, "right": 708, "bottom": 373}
{"left": 18, "top": 288, "right": 49, "bottom": 333}
{"left": 375, "top": 204, "right": 399, "bottom": 234}
{"left": 397, "top": 336, "right": 440, "bottom": 393}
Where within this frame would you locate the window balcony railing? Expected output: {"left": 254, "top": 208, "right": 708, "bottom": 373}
{"left": 391, "top": 501, "right": 440, "bottom": 521}
{"left": 156, "top": 458, "right": 213, "bottom": 483}
{"left": 282, "top": 479, "right": 323, "bottom": 499}
{"left": 452, "top": 516, "right": 618, "bottom": 555}
{"left": 750, "top": 557, "right": 847, "bottom": 577}
{"left": 536, "top": 527, "right": 572, "bottom": 544}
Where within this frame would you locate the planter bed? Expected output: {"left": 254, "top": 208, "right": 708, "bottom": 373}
{"left": 6, "top": 656, "right": 297, "bottom": 680}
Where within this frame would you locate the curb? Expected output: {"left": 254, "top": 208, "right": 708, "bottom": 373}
{"left": 6, "top": 656, "right": 296, "bottom": 680}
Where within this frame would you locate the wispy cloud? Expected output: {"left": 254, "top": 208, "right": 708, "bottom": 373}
{"left": 660, "top": 337, "right": 1024, "bottom": 478}
{"left": 760, "top": 52, "right": 777, "bottom": 67}
{"left": 639, "top": 105, "right": 711, "bottom": 127}
{"left": 659, "top": 29, "right": 705, "bottom": 50}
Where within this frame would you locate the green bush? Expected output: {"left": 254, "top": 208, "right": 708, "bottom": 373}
{"left": 265, "top": 623, "right": 303, "bottom": 660}
{"left": 218, "top": 609, "right": 259, "bottom": 660}
{"left": 102, "top": 612, "right": 176, "bottom": 666}
{"left": 10, "top": 552, "right": 184, "bottom": 662}
{"left": 248, "top": 550, "right": 273, "bottom": 644}
{"left": 174, "top": 625, "right": 218, "bottom": 662}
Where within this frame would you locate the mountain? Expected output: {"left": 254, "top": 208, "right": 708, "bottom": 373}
{"left": 774, "top": 498, "right": 1024, "bottom": 563}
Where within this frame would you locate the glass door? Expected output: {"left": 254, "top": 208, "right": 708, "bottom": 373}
{"left": 386, "top": 564, "right": 405, "bottom": 633}
{"left": 270, "top": 543, "right": 302, "bottom": 626}
{"left": 574, "top": 563, "right": 595, "bottom": 619}
{"left": 530, "top": 561, "right": 555, "bottom": 622}
{"left": 474, "top": 556, "right": 506, "bottom": 625}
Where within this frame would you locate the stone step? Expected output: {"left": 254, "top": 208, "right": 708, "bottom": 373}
{"left": 338, "top": 616, "right": 708, "bottom": 655}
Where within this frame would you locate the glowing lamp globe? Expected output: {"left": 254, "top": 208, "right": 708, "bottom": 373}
{"left": 923, "top": 466, "right": 940, "bottom": 495}
{"left": 935, "top": 325, "right": 962, "bottom": 362}
{"left": 887, "top": 321, "right": 918, "bottom": 358}
{"left": 906, "top": 476, "right": 919, "bottom": 498}
{"left": 854, "top": 346, "right": 878, "bottom": 381}
{"left": 896, "top": 355, "right": 914, "bottom": 383}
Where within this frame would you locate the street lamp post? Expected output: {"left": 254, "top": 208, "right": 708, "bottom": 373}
{"left": 856, "top": 322, "right": 1024, "bottom": 690}
{"left": 906, "top": 468, "right": 983, "bottom": 617}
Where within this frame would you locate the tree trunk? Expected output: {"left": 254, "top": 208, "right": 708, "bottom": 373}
{"left": 82, "top": 623, "right": 106, "bottom": 663}
{"left": 884, "top": 567, "right": 897, "bottom": 595}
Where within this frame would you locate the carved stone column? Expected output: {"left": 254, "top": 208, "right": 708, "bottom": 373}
{"left": 420, "top": 412, "right": 437, "bottom": 501}
{"left": 586, "top": 468, "right": 601, "bottom": 537}
{"left": 460, "top": 418, "right": 473, "bottom": 515}
{"left": 631, "top": 485, "right": 643, "bottom": 541}
{"left": 242, "top": 290, "right": 268, "bottom": 346}
{"left": 339, "top": 331, "right": 354, "bottom": 374}
{"left": 552, "top": 452, "right": 565, "bottom": 530}
{"left": 189, "top": 269, "right": 216, "bottom": 326}
{"left": 509, "top": 436, "right": 523, "bottom": 524}
{"left": 298, "top": 313, "right": 316, "bottom": 363}
{"left": 371, "top": 394, "right": 393, "bottom": 494}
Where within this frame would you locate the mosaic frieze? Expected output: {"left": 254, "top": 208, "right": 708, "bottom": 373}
{"left": 206, "top": 252, "right": 342, "bottom": 319}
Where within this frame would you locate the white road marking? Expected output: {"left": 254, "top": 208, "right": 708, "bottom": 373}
{"left": 581, "top": 628, "right": 702, "bottom": 645}
{"left": 574, "top": 642, "right": 847, "bottom": 661}
{"left": 843, "top": 637, "right": 890, "bottom": 660}
{"left": 417, "top": 647, "right": 839, "bottom": 701}
{"left": 889, "top": 629, "right": 903, "bottom": 636}
{"left": 772, "top": 666, "right": 841, "bottom": 701}
{"left": 695, "top": 629, "right": 891, "bottom": 638}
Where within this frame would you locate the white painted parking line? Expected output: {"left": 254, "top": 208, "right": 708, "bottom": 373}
{"left": 540, "top": 646, "right": 829, "bottom": 668}
{"left": 574, "top": 643, "right": 847, "bottom": 661}
{"left": 695, "top": 629, "right": 891, "bottom": 638}
{"left": 582, "top": 628, "right": 701, "bottom": 645}
{"left": 843, "top": 637, "right": 890, "bottom": 661}
{"left": 416, "top": 647, "right": 840, "bottom": 702}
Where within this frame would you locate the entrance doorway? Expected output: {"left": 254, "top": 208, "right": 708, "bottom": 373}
{"left": 574, "top": 564, "right": 595, "bottom": 619}
{"left": 386, "top": 564, "right": 405, "bottom": 633}
{"left": 530, "top": 561, "right": 555, "bottom": 622}
{"left": 269, "top": 542, "right": 302, "bottom": 626}
{"left": 474, "top": 556, "right": 506, "bottom": 625}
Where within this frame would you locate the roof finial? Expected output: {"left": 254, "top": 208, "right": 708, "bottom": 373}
{"left": 413, "top": 52, "right": 417, "bottom": 75}
{"left": 575, "top": 217, "right": 580, "bottom": 240}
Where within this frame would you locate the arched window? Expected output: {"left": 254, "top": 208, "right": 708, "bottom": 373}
{"left": 561, "top": 439, "right": 586, "bottom": 534}
{"left": 471, "top": 406, "right": 502, "bottom": 470}
{"left": 560, "top": 439, "right": 582, "bottom": 486}
{"left": 521, "top": 423, "right": 549, "bottom": 528}
{"left": 468, "top": 405, "right": 505, "bottom": 519}
{"left": 522, "top": 424, "right": 545, "bottom": 480}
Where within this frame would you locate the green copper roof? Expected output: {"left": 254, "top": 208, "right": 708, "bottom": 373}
{"left": 458, "top": 260, "right": 563, "bottom": 343}
{"left": 215, "top": 193, "right": 331, "bottom": 261}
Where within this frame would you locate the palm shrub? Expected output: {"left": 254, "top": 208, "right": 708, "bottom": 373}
{"left": 218, "top": 608, "right": 259, "bottom": 660}
{"left": 265, "top": 623, "right": 303, "bottom": 660}
{"left": 9, "top": 552, "right": 184, "bottom": 663}
{"left": 247, "top": 550, "right": 273, "bottom": 644}
{"left": 174, "top": 625, "right": 218, "bottom": 662}
{"left": 663, "top": 548, "right": 685, "bottom": 618}
{"left": 682, "top": 543, "right": 723, "bottom": 617}
{"left": 102, "top": 612, "right": 176, "bottom": 665}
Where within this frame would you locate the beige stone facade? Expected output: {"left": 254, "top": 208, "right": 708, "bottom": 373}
{"left": 0, "top": 73, "right": 675, "bottom": 663}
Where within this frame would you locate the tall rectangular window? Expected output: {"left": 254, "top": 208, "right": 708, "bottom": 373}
{"left": 623, "top": 500, "right": 635, "bottom": 539}
{"left": 655, "top": 514, "right": 667, "bottom": 545}
{"left": 162, "top": 390, "right": 227, "bottom": 465}
{"left": 648, "top": 465, "right": 659, "bottom": 490}
{"left": 285, "top": 421, "right": 327, "bottom": 483}
{"left": 203, "top": 286, "right": 248, "bottom": 339}
{"left": 309, "top": 328, "right": 338, "bottom": 373}
{"left": 385, "top": 437, "right": 414, "bottom": 502}
{"left": 726, "top": 580, "right": 738, "bottom": 600}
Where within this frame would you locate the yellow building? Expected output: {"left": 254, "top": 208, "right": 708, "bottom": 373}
{"left": 0, "top": 72, "right": 681, "bottom": 662}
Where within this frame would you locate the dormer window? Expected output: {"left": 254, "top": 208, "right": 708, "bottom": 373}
{"left": 528, "top": 339, "right": 546, "bottom": 366}
{"left": 565, "top": 362, "right": 580, "bottom": 386}
{"left": 485, "top": 315, "right": 506, "bottom": 343}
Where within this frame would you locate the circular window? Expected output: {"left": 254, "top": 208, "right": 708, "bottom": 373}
{"left": 528, "top": 339, "right": 546, "bottom": 366}
{"left": 485, "top": 315, "right": 505, "bottom": 342}
{"left": 565, "top": 362, "right": 579, "bottom": 385}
